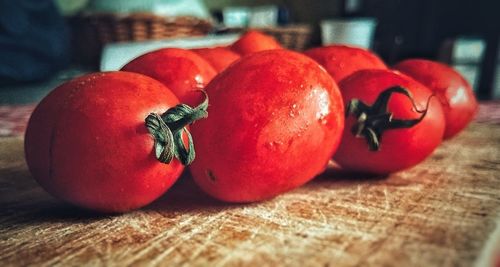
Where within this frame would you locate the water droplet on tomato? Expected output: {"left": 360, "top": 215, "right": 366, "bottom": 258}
{"left": 194, "top": 74, "right": 203, "bottom": 85}
{"left": 318, "top": 117, "right": 328, "bottom": 125}
{"left": 265, "top": 141, "right": 276, "bottom": 150}
{"left": 289, "top": 103, "right": 299, "bottom": 117}
{"left": 265, "top": 140, "right": 284, "bottom": 151}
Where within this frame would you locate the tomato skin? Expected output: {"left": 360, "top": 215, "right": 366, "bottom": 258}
{"left": 189, "top": 50, "right": 344, "bottom": 202}
{"left": 394, "top": 59, "right": 478, "bottom": 139}
{"left": 304, "top": 45, "right": 387, "bottom": 82}
{"left": 121, "top": 48, "right": 217, "bottom": 106}
{"left": 25, "top": 72, "right": 183, "bottom": 212}
{"left": 334, "top": 69, "right": 445, "bottom": 174}
{"left": 230, "top": 30, "right": 283, "bottom": 56}
{"left": 192, "top": 47, "right": 241, "bottom": 72}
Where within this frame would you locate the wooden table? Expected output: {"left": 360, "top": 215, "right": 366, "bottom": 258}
{"left": 1, "top": 120, "right": 500, "bottom": 266}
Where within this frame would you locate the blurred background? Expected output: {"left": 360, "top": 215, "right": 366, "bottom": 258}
{"left": 0, "top": 0, "right": 499, "bottom": 104}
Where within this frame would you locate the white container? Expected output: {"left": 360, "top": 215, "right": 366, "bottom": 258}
{"left": 100, "top": 34, "right": 240, "bottom": 71}
{"left": 452, "top": 37, "right": 486, "bottom": 63}
{"left": 223, "top": 7, "right": 251, "bottom": 27}
{"left": 453, "top": 64, "right": 481, "bottom": 91}
{"left": 494, "top": 64, "right": 500, "bottom": 99}
{"left": 248, "top": 5, "right": 278, "bottom": 27}
{"left": 320, "top": 18, "right": 377, "bottom": 48}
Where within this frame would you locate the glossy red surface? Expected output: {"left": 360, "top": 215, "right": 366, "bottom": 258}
{"left": 192, "top": 47, "right": 241, "bottom": 72}
{"left": 334, "top": 69, "right": 445, "bottom": 174}
{"left": 121, "top": 48, "right": 217, "bottom": 106}
{"left": 24, "top": 72, "right": 184, "bottom": 212}
{"left": 230, "top": 30, "right": 283, "bottom": 56}
{"left": 189, "top": 50, "right": 345, "bottom": 202}
{"left": 394, "top": 59, "right": 478, "bottom": 139}
{"left": 304, "top": 45, "right": 387, "bottom": 82}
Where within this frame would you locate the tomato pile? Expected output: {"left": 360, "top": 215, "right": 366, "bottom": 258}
{"left": 25, "top": 30, "right": 478, "bottom": 212}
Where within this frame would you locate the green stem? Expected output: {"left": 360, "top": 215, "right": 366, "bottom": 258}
{"left": 145, "top": 91, "right": 208, "bottom": 165}
{"left": 346, "top": 86, "right": 433, "bottom": 151}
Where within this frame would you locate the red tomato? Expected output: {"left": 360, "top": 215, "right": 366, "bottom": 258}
{"left": 230, "top": 30, "right": 283, "bottom": 56}
{"left": 189, "top": 50, "right": 344, "bottom": 202}
{"left": 192, "top": 47, "right": 241, "bottom": 72}
{"left": 121, "top": 48, "right": 217, "bottom": 106}
{"left": 334, "top": 69, "right": 445, "bottom": 174}
{"left": 394, "top": 59, "right": 478, "bottom": 139}
{"left": 25, "top": 72, "right": 208, "bottom": 212}
{"left": 304, "top": 45, "right": 387, "bottom": 82}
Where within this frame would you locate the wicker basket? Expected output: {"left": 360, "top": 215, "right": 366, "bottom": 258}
{"left": 257, "top": 24, "right": 312, "bottom": 51}
{"left": 70, "top": 12, "right": 213, "bottom": 66}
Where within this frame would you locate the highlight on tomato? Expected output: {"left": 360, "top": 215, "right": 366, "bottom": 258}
{"left": 394, "top": 59, "right": 478, "bottom": 139}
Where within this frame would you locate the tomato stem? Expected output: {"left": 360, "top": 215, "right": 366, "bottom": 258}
{"left": 145, "top": 91, "right": 208, "bottom": 165}
{"left": 346, "top": 86, "right": 433, "bottom": 151}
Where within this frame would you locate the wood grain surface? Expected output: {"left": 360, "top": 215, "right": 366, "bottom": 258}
{"left": 1, "top": 122, "right": 500, "bottom": 267}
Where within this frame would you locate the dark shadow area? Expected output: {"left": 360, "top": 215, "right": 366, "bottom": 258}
{"left": 144, "top": 172, "right": 249, "bottom": 214}
{"left": 16, "top": 201, "right": 111, "bottom": 223}
{"left": 319, "top": 167, "right": 389, "bottom": 181}
{"left": 0, "top": 176, "right": 119, "bottom": 226}
{"left": 310, "top": 160, "right": 390, "bottom": 185}
{"left": 0, "top": 154, "right": 421, "bottom": 227}
{"left": 0, "top": 165, "right": 112, "bottom": 224}
{"left": 306, "top": 162, "right": 421, "bottom": 189}
{"left": 147, "top": 165, "right": 395, "bottom": 214}
{"left": 0, "top": 169, "right": 246, "bottom": 227}
{"left": 0, "top": 199, "right": 115, "bottom": 237}
{"left": 1, "top": 164, "right": 396, "bottom": 226}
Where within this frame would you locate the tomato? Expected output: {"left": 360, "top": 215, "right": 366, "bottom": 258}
{"left": 230, "top": 30, "right": 283, "bottom": 56}
{"left": 25, "top": 72, "right": 208, "bottom": 212}
{"left": 334, "top": 69, "right": 445, "bottom": 174}
{"left": 121, "top": 48, "right": 217, "bottom": 106}
{"left": 189, "top": 50, "right": 344, "bottom": 202}
{"left": 192, "top": 47, "right": 241, "bottom": 72}
{"left": 304, "top": 45, "right": 387, "bottom": 82}
{"left": 394, "top": 59, "right": 478, "bottom": 139}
